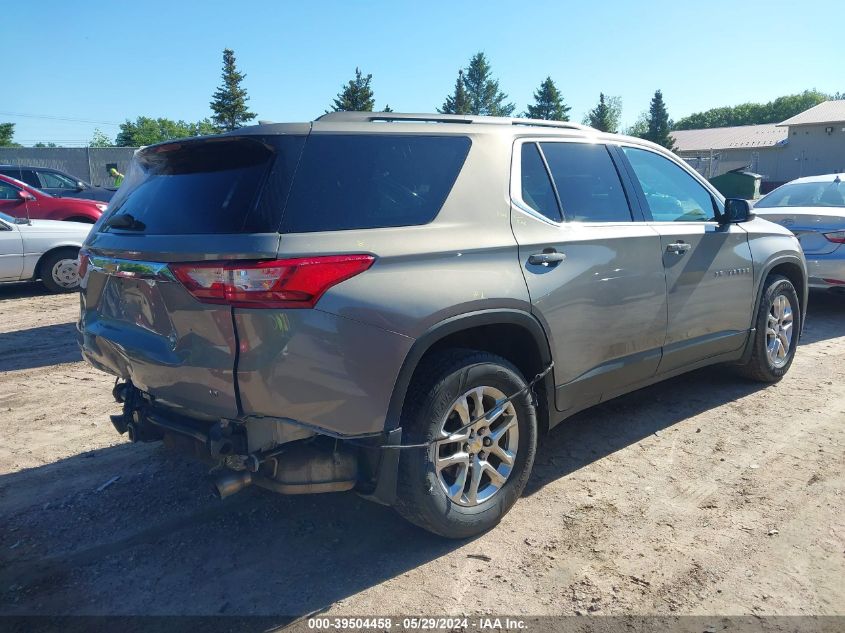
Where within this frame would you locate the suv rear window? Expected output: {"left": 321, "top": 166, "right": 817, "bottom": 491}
{"left": 102, "top": 133, "right": 470, "bottom": 235}
{"left": 280, "top": 134, "right": 471, "bottom": 233}
{"left": 104, "top": 136, "right": 304, "bottom": 235}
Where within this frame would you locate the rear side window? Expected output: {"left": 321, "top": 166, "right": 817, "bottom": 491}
{"left": 520, "top": 143, "right": 561, "bottom": 222}
{"left": 540, "top": 143, "right": 632, "bottom": 222}
{"left": 104, "top": 136, "right": 305, "bottom": 235}
{"left": 280, "top": 135, "right": 471, "bottom": 233}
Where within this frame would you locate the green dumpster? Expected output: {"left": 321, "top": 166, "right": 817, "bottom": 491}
{"left": 708, "top": 168, "right": 762, "bottom": 200}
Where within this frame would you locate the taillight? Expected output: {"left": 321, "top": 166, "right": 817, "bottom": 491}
{"left": 170, "top": 255, "right": 375, "bottom": 308}
{"left": 823, "top": 231, "right": 845, "bottom": 244}
{"left": 78, "top": 248, "right": 90, "bottom": 278}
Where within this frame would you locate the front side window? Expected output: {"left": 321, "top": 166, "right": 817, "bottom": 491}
{"left": 520, "top": 143, "right": 560, "bottom": 222}
{"left": 622, "top": 147, "right": 717, "bottom": 222}
{"left": 540, "top": 142, "right": 632, "bottom": 222}
{"left": 0, "top": 181, "right": 20, "bottom": 200}
{"left": 38, "top": 171, "right": 78, "bottom": 189}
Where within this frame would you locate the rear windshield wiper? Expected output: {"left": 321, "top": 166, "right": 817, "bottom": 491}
{"left": 105, "top": 213, "right": 146, "bottom": 231}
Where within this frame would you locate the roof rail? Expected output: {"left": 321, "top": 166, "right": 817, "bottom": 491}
{"left": 317, "top": 112, "right": 481, "bottom": 124}
{"left": 316, "top": 111, "right": 597, "bottom": 132}
{"left": 512, "top": 118, "right": 594, "bottom": 132}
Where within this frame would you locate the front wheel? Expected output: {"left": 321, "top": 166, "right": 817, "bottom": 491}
{"left": 394, "top": 350, "right": 538, "bottom": 538}
{"left": 40, "top": 248, "right": 81, "bottom": 293}
{"left": 736, "top": 274, "right": 800, "bottom": 382}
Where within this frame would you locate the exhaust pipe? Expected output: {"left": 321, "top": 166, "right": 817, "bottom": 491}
{"left": 213, "top": 470, "right": 253, "bottom": 499}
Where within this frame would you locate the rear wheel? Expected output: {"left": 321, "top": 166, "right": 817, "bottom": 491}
{"left": 40, "top": 248, "right": 81, "bottom": 293}
{"left": 736, "top": 274, "right": 800, "bottom": 382}
{"left": 394, "top": 350, "right": 538, "bottom": 538}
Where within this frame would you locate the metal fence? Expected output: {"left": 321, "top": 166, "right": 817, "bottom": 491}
{"left": 0, "top": 147, "right": 139, "bottom": 187}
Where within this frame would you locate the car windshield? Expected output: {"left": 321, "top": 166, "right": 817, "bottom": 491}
{"left": 0, "top": 211, "right": 14, "bottom": 223}
{"left": 755, "top": 179, "right": 845, "bottom": 208}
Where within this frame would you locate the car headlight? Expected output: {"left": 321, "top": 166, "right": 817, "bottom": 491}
{"left": 95, "top": 203, "right": 108, "bottom": 212}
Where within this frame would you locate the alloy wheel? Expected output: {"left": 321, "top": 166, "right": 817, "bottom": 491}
{"left": 431, "top": 386, "right": 519, "bottom": 507}
{"left": 766, "top": 293, "right": 794, "bottom": 368}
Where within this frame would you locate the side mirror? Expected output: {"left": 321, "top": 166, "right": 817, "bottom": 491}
{"left": 76, "top": 182, "right": 86, "bottom": 191}
{"left": 17, "top": 190, "right": 35, "bottom": 203}
{"left": 721, "top": 198, "right": 753, "bottom": 224}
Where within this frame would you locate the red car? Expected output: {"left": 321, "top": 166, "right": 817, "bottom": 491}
{"left": 0, "top": 174, "right": 107, "bottom": 223}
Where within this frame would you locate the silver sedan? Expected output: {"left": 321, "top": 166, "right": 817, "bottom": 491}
{"left": 754, "top": 173, "right": 845, "bottom": 291}
{"left": 0, "top": 211, "right": 92, "bottom": 292}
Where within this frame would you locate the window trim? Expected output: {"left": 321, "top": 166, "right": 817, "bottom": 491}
{"left": 511, "top": 137, "right": 644, "bottom": 226}
{"left": 518, "top": 142, "right": 563, "bottom": 222}
{"left": 616, "top": 143, "right": 726, "bottom": 225}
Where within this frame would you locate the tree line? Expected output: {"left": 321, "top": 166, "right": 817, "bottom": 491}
{"left": 1, "top": 48, "right": 841, "bottom": 151}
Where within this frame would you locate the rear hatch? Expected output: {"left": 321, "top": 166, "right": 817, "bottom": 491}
{"left": 78, "top": 133, "right": 307, "bottom": 419}
{"left": 754, "top": 207, "right": 845, "bottom": 255}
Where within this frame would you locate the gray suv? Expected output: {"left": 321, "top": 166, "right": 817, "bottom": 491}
{"left": 78, "top": 112, "right": 807, "bottom": 538}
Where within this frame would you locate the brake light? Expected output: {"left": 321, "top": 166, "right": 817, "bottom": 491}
{"left": 823, "top": 231, "right": 845, "bottom": 244}
{"left": 78, "top": 248, "right": 90, "bottom": 278}
{"left": 170, "top": 255, "right": 375, "bottom": 308}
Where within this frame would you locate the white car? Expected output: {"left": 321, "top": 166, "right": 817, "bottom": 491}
{"left": 753, "top": 173, "right": 845, "bottom": 291}
{"left": 0, "top": 211, "right": 92, "bottom": 292}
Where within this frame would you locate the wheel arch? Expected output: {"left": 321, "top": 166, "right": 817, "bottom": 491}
{"left": 384, "top": 309, "right": 555, "bottom": 435}
{"left": 34, "top": 245, "right": 80, "bottom": 281}
{"left": 740, "top": 254, "right": 808, "bottom": 363}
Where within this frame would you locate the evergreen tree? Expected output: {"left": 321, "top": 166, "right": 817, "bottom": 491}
{"left": 525, "top": 76, "right": 570, "bottom": 121}
{"left": 461, "top": 52, "right": 515, "bottom": 116}
{"left": 209, "top": 48, "right": 256, "bottom": 131}
{"left": 331, "top": 68, "right": 375, "bottom": 112}
{"left": 439, "top": 70, "right": 471, "bottom": 114}
{"left": 382, "top": 104, "right": 393, "bottom": 112}
{"left": 587, "top": 93, "right": 615, "bottom": 132}
{"left": 644, "top": 89, "right": 676, "bottom": 150}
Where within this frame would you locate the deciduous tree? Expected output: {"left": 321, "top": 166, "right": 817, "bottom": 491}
{"left": 115, "top": 117, "right": 218, "bottom": 146}
{"left": 89, "top": 128, "right": 113, "bottom": 147}
{"left": 673, "top": 90, "right": 829, "bottom": 129}
{"left": 0, "top": 123, "right": 20, "bottom": 147}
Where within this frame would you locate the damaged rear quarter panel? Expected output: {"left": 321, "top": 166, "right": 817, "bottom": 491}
{"left": 234, "top": 307, "right": 413, "bottom": 437}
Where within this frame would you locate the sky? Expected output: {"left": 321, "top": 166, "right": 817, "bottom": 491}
{"left": 4, "top": 0, "right": 842, "bottom": 146}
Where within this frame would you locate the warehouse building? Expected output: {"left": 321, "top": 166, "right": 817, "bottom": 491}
{"left": 673, "top": 100, "right": 845, "bottom": 192}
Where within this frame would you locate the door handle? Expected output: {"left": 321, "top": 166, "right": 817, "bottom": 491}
{"left": 528, "top": 250, "right": 567, "bottom": 266}
{"left": 665, "top": 241, "right": 691, "bottom": 255}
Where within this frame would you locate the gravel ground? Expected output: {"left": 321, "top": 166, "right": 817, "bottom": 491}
{"left": 0, "top": 282, "right": 843, "bottom": 623}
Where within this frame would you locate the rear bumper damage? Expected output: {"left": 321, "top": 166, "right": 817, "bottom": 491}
{"left": 110, "top": 381, "right": 402, "bottom": 505}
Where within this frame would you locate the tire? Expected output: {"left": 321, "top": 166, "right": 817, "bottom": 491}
{"left": 394, "top": 349, "right": 538, "bottom": 538}
{"left": 40, "top": 248, "right": 81, "bottom": 293}
{"left": 736, "top": 274, "right": 800, "bottom": 382}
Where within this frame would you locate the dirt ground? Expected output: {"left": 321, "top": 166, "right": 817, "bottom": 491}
{"left": 0, "top": 282, "right": 843, "bottom": 623}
